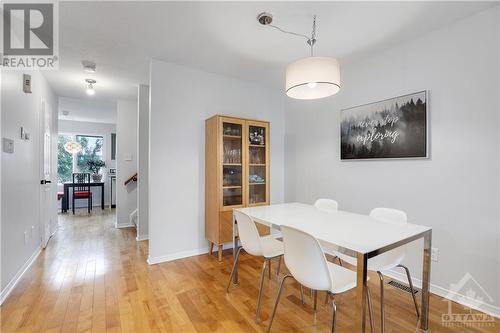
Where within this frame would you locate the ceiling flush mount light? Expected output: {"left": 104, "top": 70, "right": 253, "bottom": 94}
{"left": 258, "top": 13, "right": 340, "bottom": 100}
{"left": 64, "top": 141, "right": 82, "bottom": 154}
{"left": 85, "top": 79, "right": 96, "bottom": 96}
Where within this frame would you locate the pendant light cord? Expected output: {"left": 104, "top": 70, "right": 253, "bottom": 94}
{"left": 268, "top": 15, "right": 317, "bottom": 56}
{"left": 268, "top": 24, "right": 310, "bottom": 41}
{"left": 309, "top": 15, "right": 317, "bottom": 56}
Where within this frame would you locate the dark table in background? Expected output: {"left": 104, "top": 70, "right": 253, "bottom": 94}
{"left": 62, "top": 182, "right": 105, "bottom": 213}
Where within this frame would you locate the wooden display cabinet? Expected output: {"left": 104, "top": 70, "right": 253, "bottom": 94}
{"left": 205, "top": 115, "right": 270, "bottom": 261}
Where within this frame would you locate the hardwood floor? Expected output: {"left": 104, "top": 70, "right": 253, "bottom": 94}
{"left": 1, "top": 210, "right": 498, "bottom": 332}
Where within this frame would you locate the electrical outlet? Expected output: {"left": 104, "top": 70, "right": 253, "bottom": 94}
{"left": 431, "top": 247, "right": 439, "bottom": 262}
{"left": 24, "top": 231, "right": 28, "bottom": 244}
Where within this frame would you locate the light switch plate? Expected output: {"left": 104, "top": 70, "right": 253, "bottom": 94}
{"left": 124, "top": 153, "right": 132, "bottom": 161}
{"left": 23, "top": 74, "right": 32, "bottom": 93}
{"left": 2, "top": 138, "right": 14, "bottom": 153}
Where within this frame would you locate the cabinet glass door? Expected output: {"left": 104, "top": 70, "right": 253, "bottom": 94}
{"left": 248, "top": 124, "right": 267, "bottom": 205}
{"left": 222, "top": 121, "right": 243, "bottom": 207}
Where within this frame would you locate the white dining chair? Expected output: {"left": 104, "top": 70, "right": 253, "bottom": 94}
{"left": 332, "top": 208, "right": 420, "bottom": 333}
{"left": 226, "top": 210, "right": 284, "bottom": 323}
{"left": 314, "top": 198, "right": 339, "bottom": 213}
{"left": 267, "top": 225, "right": 375, "bottom": 333}
{"left": 311, "top": 198, "right": 341, "bottom": 304}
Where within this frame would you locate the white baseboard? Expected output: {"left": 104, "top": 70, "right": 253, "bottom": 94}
{"left": 384, "top": 268, "right": 500, "bottom": 319}
{"left": 0, "top": 246, "right": 42, "bottom": 305}
{"left": 148, "top": 247, "right": 209, "bottom": 265}
{"left": 116, "top": 223, "right": 135, "bottom": 229}
{"left": 136, "top": 234, "right": 149, "bottom": 241}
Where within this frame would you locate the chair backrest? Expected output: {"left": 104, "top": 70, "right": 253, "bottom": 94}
{"left": 369, "top": 208, "right": 407, "bottom": 267}
{"left": 73, "top": 173, "right": 90, "bottom": 192}
{"left": 234, "top": 210, "right": 263, "bottom": 257}
{"left": 370, "top": 208, "right": 407, "bottom": 226}
{"left": 281, "top": 225, "right": 332, "bottom": 291}
{"left": 314, "top": 198, "right": 339, "bottom": 213}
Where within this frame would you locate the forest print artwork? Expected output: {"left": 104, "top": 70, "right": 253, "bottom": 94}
{"left": 341, "top": 91, "right": 427, "bottom": 159}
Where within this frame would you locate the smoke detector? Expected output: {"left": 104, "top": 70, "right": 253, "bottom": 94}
{"left": 82, "top": 60, "right": 96, "bottom": 73}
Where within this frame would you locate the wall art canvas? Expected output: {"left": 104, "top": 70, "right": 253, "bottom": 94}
{"left": 341, "top": 91, "right": 427, "bottom": 160}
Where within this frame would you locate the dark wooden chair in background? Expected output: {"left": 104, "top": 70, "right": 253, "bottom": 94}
{"left": 72, "top": 173, "right": 92, "bottom": 214}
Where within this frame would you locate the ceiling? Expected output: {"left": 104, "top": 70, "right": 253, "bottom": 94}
{"left": 44, "top": 1, "right": 496, "bottom": 103}
{"left": 58, "top": 97, "right": 117, "bottom": 124}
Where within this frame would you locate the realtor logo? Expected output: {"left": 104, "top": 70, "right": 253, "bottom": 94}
{"left": 1, "top": 1, "right": 59, "bottom": 69}
{"left": 441, "top": 273, "right": 496, "bottom": 328}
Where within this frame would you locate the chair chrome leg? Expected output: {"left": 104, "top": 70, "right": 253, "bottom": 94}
{"left": 367, "top": 287, "right": 375, "bottom": 333}
{"left": 397, "top": 264, "right": 420, "bottom": 318}
{"left": 267, "top": 274, "right": 293, "bottom": 333}
{"left": 331, "top": 295, "right": 337, "bottom": 333}
{"left": 276, "top": 256, "right": 282, "bottom": 278}
{"left": 313, "top": 290, "right": 318, "bottom": 311}
{"left": 377, "top": 271, "right": 385, "bottom": 333}
{"left": 300, "top": 285, "right": 305, "bottom": 304}
{"left": 226, "top": 247, "right": 242, "bottom": 293}
{"left": 256, "top": 259, "right": 268, "bottom": 323}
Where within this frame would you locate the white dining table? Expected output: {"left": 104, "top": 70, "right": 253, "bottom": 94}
{"left": 232, "top": 203, "right": 432, "bottom": 333}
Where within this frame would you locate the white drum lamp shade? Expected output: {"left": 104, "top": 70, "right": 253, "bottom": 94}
{"left": 286, "top": 57, "right": 340, "bottom": 100}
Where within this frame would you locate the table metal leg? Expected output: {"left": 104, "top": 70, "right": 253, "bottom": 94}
{"left": 355, "top": 253, "right": 368, "bottom": 333}
{"left": 420, "top": 230, "right": 432, "bottom": 331}
{"left": 101, "top": 184, "right": 104, "bottom": 209}
{"left": 110, "top": 179, "right": 112, "bottom": 208}
{"left": 232, "top": 213, "right": 238, "bottom": 284}
{"left": 63, "top": 185, "right": 69, "bottom": 212}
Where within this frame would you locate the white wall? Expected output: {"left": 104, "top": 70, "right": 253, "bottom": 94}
{"left": 116, "top": 100, "right": 138, "bottom": 227}
{"left": 58, "top": 119, "right": 117, "bottom": 208}
{"left": 285, "top": 7, "right": 500, "bottom": 311}
{"left": 148, "top": 59, "right": 285, "bottom": 263}
{"left": 137, "top": 85, "right": 149, "bottom": 240}
{"left": 1, "top": 71, "right": 58, "bottom": 301}
{"left": 58, "top": 97, "right": 116, "bottom": 124}
{"left": 497, "top": 5, "right": 500, "bottom": 312}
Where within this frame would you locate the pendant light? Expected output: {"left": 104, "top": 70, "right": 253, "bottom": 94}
{"left": 64, "top": 141, "right": 82, "bottom": 154}
{"left": 258, "top": 13, "right": 340, "bottom": 100}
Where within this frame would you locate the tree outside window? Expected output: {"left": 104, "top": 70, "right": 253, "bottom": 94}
{"left": 57, "top": 134, "right": 104, "bottom": 183}
{"left": 58, "top": 135, "right": 73, "bottom": 183}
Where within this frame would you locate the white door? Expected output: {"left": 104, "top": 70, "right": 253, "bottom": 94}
{"left": 39, "top": 99, "right": 54, "bottom": 248}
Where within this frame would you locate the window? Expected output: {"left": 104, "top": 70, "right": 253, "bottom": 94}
{"left": 57, "top": 134, "right": 104, "bottom": 183}
{"left": 58, "top": 134, "right": 73, "bottom": 183}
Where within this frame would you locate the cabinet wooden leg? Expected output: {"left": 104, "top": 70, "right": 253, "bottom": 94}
{"left": 218, "top": 244, "right": 223, "bottom": 261}
{"left": 209, "top": 242, "right": 214, "bottom": 255}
